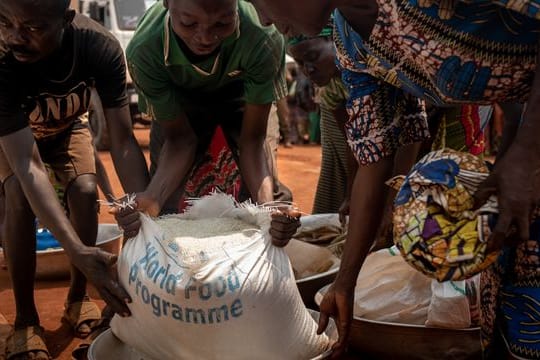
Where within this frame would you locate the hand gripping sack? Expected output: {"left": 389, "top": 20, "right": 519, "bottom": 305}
{"left": 111, "top": 194, "right": 330, "bottom": 360}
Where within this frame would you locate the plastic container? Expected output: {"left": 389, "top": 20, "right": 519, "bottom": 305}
{"left": 36, "top": 228, "right": 61, "bottom": 251}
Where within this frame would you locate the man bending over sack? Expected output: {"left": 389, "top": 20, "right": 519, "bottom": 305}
{"left": 0, "top": 0, "right": 149, "bottom": 358}
{"left": 116, "top": 0, "right": 300, "bottom": 244}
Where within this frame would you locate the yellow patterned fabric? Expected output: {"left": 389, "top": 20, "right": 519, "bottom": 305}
{"left": 390, "top": 149, "right": 499, "bottom": 281}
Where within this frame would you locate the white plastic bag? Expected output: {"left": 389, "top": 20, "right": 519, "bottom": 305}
{"left": 110, "top": 194, "right": 329, "bottom": 360}
{"left": 426, "top": 280, "right": 472, "bottom": 329}
{"left": 354, "top": 247, "right": 432, "bottom": 325}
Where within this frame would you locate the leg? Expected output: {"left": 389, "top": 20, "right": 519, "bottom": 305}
{"left": 308, "top": 110, "right": 321, "bottom": 144}
{"left": 62, "top": 173, "right": 102, "bottom": 338}
{"left": 265, "top": 106, "right": 293, "bottom": 202}
{"left": 43, "top": 128, "right": 101, "bottom": 338}
{"left": 2, "top": 176, "right": 38, "bottom": 330}
{"left": 287, "top": 101, "right": 300, "bottom": 144}
{"left": 65, "top": 174, "right": 98, "bottom": 304}
{"left": 276, "top": 98, "right": 292, "bottom": 147}
{"left": 2, "top": 176, "right": 50, "bottom": 359}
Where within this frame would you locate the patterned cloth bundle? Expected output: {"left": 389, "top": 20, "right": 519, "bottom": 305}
{"left": 389, "top": 149, "right": 499, "bottom": 281}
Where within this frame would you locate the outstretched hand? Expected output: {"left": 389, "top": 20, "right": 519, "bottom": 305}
{"left": 73, "top": 247, "right": 131, "bottom": 316}
{"left": 317, "top": 283, "right": 354, "bottom": 359}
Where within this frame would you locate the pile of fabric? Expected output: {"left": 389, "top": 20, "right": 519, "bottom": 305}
{"left": 389, "top": 149, "right": 499, "bottom": 281}
{"left": 391, "top": 149, "right": 540, "bottom": 359}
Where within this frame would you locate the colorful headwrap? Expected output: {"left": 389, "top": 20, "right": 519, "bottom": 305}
{"left": 287, "top": 15, "right": 334, "bottom": 47}
{"left": 389, "top": 149, "right": 500, "bottom": 282}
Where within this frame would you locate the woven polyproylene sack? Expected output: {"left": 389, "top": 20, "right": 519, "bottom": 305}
{"left": 111, "top": 193, "right": 329, "bottom": 360}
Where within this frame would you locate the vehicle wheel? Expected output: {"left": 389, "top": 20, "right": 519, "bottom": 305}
{"left": 88, "top": 91, "right": 110, "bottom": 151}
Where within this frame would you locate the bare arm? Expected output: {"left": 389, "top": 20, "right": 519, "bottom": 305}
{"left": 104, "top": 105, "right": 149, "bottom": 194}
{"left": 239, "top": 103, "right": 274, "bottom": 204}
{"left": 0, "top": 127, "right": 131, "bottom": 313}
{"left": 94, "top": 147, "right": 116, "bottom": 202}
{"left": 475, "top": 40, "right": 540, "bottom": 244}
{"left": 336, "top": 158, "right": 394, "bottom": 288}
{"left": 143, "top": 115, "right": 198, "bottom": 214}
{"left": 318, "top": 156, "right": 394, "bottom": 358}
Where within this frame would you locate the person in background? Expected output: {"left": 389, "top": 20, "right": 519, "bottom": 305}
{"left": 116, "top": 0, "right": 298, "bottom": 245}
{"left": 249, "top": 0, "right": 540, "bottom": 357}
{"left": 295, "top": 70, "right": 319, "bottom": 143}
{"left": 287, "top": 15, "right": 491, "bottom": 239}
{"left": 0, "top": 0, "right": 149, "bottom": 358}
{"left": 287, "top": 19, "right": 422, "bottom": 248}
{"left": 286, "top": 64, "right": 310, "bottom": 144}
{"left": 287, "top": 19, "right": 355, "bottom": 218}
{"left": 275, "top": 96, "right": 293, "bottom": 148}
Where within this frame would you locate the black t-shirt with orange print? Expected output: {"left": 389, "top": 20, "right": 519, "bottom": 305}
{"left": 0, "top": 14, "right": 128, "bottom": 141}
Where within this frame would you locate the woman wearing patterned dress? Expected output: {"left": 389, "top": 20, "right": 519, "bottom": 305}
{"left": 249, "top": 0, "right": 540, "bottom": 358}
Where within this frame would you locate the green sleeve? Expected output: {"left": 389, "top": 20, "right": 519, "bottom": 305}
{"left": 243, "top": 31, "right": 288, "bottom": 104}
{"left": 127, "top": 47, "right": 182, "bottom": 122}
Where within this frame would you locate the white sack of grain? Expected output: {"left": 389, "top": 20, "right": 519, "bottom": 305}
{"left": 110, "top": 193, "right": 330, "bottom": 360}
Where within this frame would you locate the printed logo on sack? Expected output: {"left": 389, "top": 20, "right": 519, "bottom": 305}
{"left": 128, "top": 243, "right": 244, "bottom": 324}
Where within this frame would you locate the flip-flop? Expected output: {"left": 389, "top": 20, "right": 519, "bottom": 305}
{"left": 6, "top": 325, "right": 51, "bottom": 360}
{"left": 62, "top": 299, "right": 102, "bottom": 339}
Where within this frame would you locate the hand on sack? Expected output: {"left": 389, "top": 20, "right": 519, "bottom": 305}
{"left": 72, "top": 246, "right": 131, "bottom": 316}
{"left": 270, "top": 205, "right": 301, "bottom": 247}
{"left": 474, "top": 142, "right": 540, "bottom": 252}
{"left": 317, "top": 283, "right": 354, "bottom": 359}
{"left": 110, "top": 192, "right": 160, "bottom": 239}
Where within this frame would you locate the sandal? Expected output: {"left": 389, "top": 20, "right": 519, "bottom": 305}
{"left": 62, "top": 299, "right": 101, "bottom": 339}
{"left": 6, "top": 325, "right": 51, "bottom": 360}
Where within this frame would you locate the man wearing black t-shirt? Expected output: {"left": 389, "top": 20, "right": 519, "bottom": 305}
{"left": 0, "top": 0, "right": 148, "bottom": 358}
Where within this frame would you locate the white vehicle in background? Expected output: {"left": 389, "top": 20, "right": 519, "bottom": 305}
{"left": 71, "top": 0, "right": 155, "bottom": 149}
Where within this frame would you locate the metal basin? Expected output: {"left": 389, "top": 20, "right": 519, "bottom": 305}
{"left": 315, "top": 285, "right": 482, "bottom": 360}
{"left": 0, "top": 224, "right": 122, "bottom": 280}
{"left": 285, "top": 239, "right": 340, "bottom": 309}
{"left": 88, "top": 310, "right": 337, "bottom": 360}
{"left": 294, "top": 259, "right": 339, "bottom": 309}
